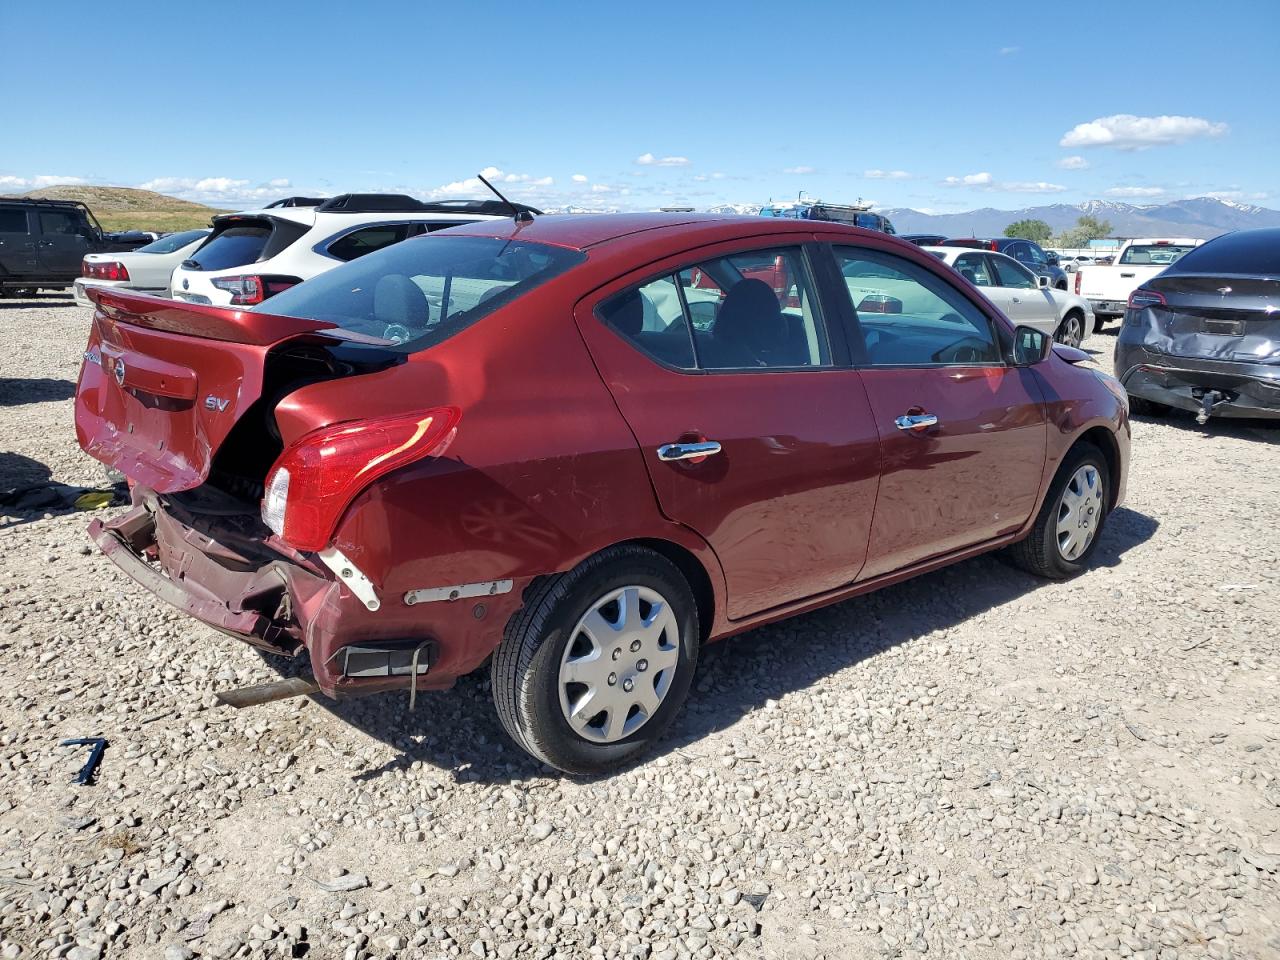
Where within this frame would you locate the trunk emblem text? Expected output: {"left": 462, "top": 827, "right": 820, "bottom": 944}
{"left": 83, "top": 350, "right": 101, "bottom": 367}
{"left": 204, "top": 396, "right": 230, "bottom": 412}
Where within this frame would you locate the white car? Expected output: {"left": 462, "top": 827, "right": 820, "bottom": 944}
{"left": 168, "top": 194, "right": 535, "bottom": 307}
{"left": 73, "top": 228, "right": 211, "bottom": 306}
{"left": 924, "top": 246, "right": 1094, "bottom": 347}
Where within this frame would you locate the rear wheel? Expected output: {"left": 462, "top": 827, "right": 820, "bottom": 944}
{"left": 1054, "top": 311, "right": 1085, "bottom": 348}
{"left": 1006, "top": 443, "right": 1110, "bottom": 580}
{"left": 1092, "top": 314, "right": 1108, "bottom": 334}
{"left": 491, "top": 545, "right": 699, "bottom": 774}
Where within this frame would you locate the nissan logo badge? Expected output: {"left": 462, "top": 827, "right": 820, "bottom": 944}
{"left": 114, "top": 359, "right": 126, "bottom": 387}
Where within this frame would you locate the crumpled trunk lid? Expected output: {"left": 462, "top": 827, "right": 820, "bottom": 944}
{"left": 75, "top": 287, "right": 336, "bottom": 492}
{"left": 1144, "top": 275, "right": 1280, "bottom": 364}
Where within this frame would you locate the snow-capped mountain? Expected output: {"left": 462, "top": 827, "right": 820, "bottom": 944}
{"left": 878, "top": 197, "right": 1280, "bottom": 240}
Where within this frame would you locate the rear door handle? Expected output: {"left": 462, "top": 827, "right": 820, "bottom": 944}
{"left": 657, "top": 441, "right": 722, "bottom": 461}
{"left": 895, "top": 413, "right": 938, "bottom": 432}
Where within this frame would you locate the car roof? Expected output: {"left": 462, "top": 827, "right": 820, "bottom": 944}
{"left": 437, "top": 212, "right": 861, "bottom": 251}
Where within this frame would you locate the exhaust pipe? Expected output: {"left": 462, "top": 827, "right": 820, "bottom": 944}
{"left": 215, "top": 675, "right": 320, "bottom": 709}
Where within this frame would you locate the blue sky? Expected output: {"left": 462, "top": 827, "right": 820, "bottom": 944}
{"left": 3, "top": 0, "right": 1275, "bottom": 213}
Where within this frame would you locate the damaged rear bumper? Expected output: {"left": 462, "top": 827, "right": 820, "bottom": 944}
{"left": 89, "top": 491, "right": 448, "bottom": 699}
{"left": 1116, "top": 349, "right": 1280, "bottom": 420}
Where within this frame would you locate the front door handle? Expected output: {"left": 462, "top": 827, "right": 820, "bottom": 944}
{"left": 657, "top": 441, "right": 722, "bottom": 462}
{"left": 895, "top": 413, "right": 938, "bottom": 432}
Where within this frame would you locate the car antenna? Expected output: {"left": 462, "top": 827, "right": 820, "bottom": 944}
{"left": 477, "top": 173, "right": 535, "bottom": 223}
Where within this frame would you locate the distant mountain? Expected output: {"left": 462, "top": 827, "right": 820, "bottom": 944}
{"left": 878, "top": 197, "right": 1280, "bottom": 240}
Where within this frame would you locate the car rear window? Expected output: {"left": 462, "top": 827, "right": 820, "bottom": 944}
{"left": 136, "top": 229, "right": 210, "bottom": 254}
{"left": 1161, "top": 233, "right": 1280, "bottom": 275}
{"left": 1118, "top": 244, "right": 1197, "bottom": 265}
{"left": 186, "top": 217, "right": 307, "bottom": 271}
{"left": 264, "top": 235, "right": 585, "bottom": 352}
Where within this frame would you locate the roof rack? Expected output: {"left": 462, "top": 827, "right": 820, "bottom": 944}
{"left": 264, "top": 196, "right": 327, "bottom": 208}
{"left": 261, "top": 193, "right": 545, "bottom": 216}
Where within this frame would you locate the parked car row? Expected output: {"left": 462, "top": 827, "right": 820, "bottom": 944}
{"left": 1074, "top": 238, "right": 1204, "bottom": 331}
{"left": 75, "top": 210, "right": 1130, "bottom": 773}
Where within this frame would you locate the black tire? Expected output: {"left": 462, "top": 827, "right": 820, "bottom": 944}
{"left": 1092, "top": 314, "right": 1108, "bottom": 334}
{"left": 1054, "top": 310, "right": 1086, "bottom": 348}
{"left": 1006, "top": 443, "right": 1111, "bottom": 580}
{"left": 491, "top": 545, "right": 700, "bottom": 775}
{"left": 1128, "top": 395, "right": 1170, "bottom": 417}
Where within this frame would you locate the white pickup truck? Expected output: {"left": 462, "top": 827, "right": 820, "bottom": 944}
{"left": 1074, "top": 238, "right": 1204, "bottom": 330}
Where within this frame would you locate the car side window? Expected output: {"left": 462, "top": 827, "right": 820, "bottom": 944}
{"left": 38, "top": 211, "right": 81, "bottom": 236}
{"left": 599, "top": 247, "right": 830, "bottom": 372}
{"left": 327, "top": 225, "right": 411, "bottom": 262}
{"left": 0, "top": 210, "right": 28, "bottom": 234}
{"left": 1025, "top": 244, "right": 1048, "bottom": 266}
{"left": 991, "top": 255, "right": 1037, "bottom": 289}
{"left": 598, "top": 275, "right": 696, "bottom": 369}
{"left": 953, "top": 253, "right": 994, "bottom": 287}
{"left": 834, "top": 246, "right": 1001, "bottom": 367}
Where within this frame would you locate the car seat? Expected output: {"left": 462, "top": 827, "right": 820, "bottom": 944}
{"left": 373, "top": 275, "right": 432, "bottom": 330}
{"left": 709, "top": 278, "right": 795, "bottom": 367}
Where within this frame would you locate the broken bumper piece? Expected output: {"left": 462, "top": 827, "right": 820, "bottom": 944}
{"left": 1120, "top": 359, "right": 1280, "bottom": 420}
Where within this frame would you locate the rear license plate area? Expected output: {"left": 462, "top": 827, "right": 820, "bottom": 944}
{"left": 1201, "top": 317, "right": 1244, "bottom": 336}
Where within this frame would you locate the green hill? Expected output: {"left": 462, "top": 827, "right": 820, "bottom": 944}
{"left": 13, "top": 185, "right": 222, "bottom": 232}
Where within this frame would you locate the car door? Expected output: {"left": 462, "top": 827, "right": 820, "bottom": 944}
{"left": 574, "top": 238, "right": 881, "bottom": 620}
{"left": 829, "top": 243, "right": 1047, "bottom": 578}
{"left": 953, "top": 251, "right": 1017, "bottom": 315}
{"left": 0, "top": 207, "right": 37, "bottom": 279}
{"left": 35, "top": 209, "right": 92, "bottom": 278}
{"left": 988, "top": 253, "right": 1048, "bottom": 325}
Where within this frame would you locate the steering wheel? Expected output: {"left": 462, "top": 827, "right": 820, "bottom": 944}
{"left": 932, "top": 336, "right": 990, "bottom": 364}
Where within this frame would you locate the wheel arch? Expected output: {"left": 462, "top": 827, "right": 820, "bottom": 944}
{"left": 1073, "top": 425, "right": 1122, "bottom": 510}
{"left": 613, "top": 537, "right": 718, "bottom": 644}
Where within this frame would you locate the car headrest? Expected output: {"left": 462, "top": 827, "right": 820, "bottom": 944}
{"left": 714, "top": 278, "right": 783, "bottom": 350}
{"left": 607, "top": 289, "right": 645, "bottom": 337}
{"left": 373, "top": 274, "right": 430, "bottom": 328}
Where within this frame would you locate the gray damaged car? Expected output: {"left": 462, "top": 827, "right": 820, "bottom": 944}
{"left": 1116, "top": 228, "right": 1280, "bottom": 423}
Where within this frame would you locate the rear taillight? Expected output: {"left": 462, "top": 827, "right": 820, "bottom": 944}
{"left": 989, "top": 240, "right": 999, "bottom": 251}
{"left": 261, "top": 408, "right": 461, "bottom": 552}
{"left": 1074, "top": 270, "right": 1081, "bottom": 295}
{"left": 81, "top": 260, "right": 130, "bottom": 281}
{"left": 1128, "top": 288, "right": 1167, "bottom": 309}
{"left": 211, "top": 274, "right": 300, "bottom": 306}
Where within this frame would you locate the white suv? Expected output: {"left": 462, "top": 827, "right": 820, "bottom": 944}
{"left": 168, "top": 194, "right": 538, "bottom": 307}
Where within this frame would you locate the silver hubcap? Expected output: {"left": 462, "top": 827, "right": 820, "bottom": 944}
{"left": 1056, "top": 464, "right": 1104, "bottom": 561}
{"left": 1060, "top": 316, "right": 1082, "bottom": 347}
{"left": 558, "top": 586, "right": 680, "bottom": 744}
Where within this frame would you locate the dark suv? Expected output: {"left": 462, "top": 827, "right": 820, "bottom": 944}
{"left": 0, "top": 198, "right": 150, "bottom": 296}
{"left": 941, "top": 237, "right": 1068, "bottom": 289}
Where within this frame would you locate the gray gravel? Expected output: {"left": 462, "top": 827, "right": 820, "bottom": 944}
{"left": 1, "top": 294, "right": 1278, "bottom": 959}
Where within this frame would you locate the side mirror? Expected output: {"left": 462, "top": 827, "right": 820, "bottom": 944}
{"left": 1037, "top": 274, "right": 1050, "bottom": 289}
{"left": 1011, "top": 325, "right": 1052, "bottom": 366}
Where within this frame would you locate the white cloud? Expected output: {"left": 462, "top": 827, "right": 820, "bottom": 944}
{"left": 943, "top": 172, "right": 994, "bottom": 187}
{"left": 1057, "top": 156, "right": 1089, "bottom": 170}
{"left": 783, "top": 165, "right": 815, "bottom": 175}
{"left": 864, "top": 169, "right": 912, "bottom": 180}
{"left": 0, "top": 174, "right": 86, "bottom": 190}
{"left": 1060, "top": 114, "right": 1228, "bottom": 150}
{"left": 135, "top": 176, "right": 299, "bottom": 204}
{"left": 1105, "top": 186, "right": 1165, "bottom": 198}
{"left": 999, "top": 45, "right": 1020, "bottom": 55}
{"left": 590, "top": 183, "right": 613, "bottom": 194}
{"left": 635, "top": 152, "right": 690, "bottom": 167}
{"left": 426, "top": 168, "right": 554, "bottom": 198}
{"left": 942, "top": 172, "right": 1064, "bottom": 193}
{"left": 1001, "top": 181, "right": 1067, "bottom": 194}
{"left": 571, "top": 174, "right": 588, "bottom": 183}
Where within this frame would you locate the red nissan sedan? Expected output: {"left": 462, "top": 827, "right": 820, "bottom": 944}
{"left": 75, "top": 214, "right": 1129, "bottom": 773}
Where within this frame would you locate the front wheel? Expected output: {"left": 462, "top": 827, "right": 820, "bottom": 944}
{"left": 491, "top": 546, "right": 700, "bottom": 775}
{"left": 1005, "top": 443, "right": 1110, "bottom": 580}
{"left": 1054, "top": 312, "right": 1085, "bottom": 348}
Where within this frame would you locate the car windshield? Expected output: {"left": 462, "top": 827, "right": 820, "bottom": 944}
{"left": 136, "top": 229, "right": 210, "bottom": 254}
{"left": 264, "top": 235, "right": 585, "bottom": 352}
{"left": 1118, "top": 244, "right": 1198, "bottom": 265}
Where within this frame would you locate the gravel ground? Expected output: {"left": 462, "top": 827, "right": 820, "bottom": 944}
{"left": 1, "top": 294, "right": 1278, "bottom": 960}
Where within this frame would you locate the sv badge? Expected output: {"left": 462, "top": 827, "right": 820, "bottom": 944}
{"left": 204, "top": 396, "right": 230, "bottom": 412}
